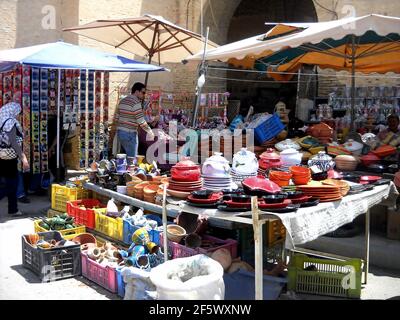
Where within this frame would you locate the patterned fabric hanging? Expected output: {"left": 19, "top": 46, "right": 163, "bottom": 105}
{"left": 94, "top": 71, "right": 102, "bottom": 161}
{"left": 3, "top": 72, "right": 13, "bottom": 105}
{"left": 22, "top": 66, "right": 31, "bottom": 166}
{"left": 39, "top": 69, "right": 49, "bottom": 173}
{"left": 31, "top": 68, "right": 41, "bottom": 174}
{"left": 48, "top": 70, "right": 57, "bottom": 116}
{"left": 72, "top": 70, "right": 80, "bottom": 124}
{"left": 102, "top": 71, "right": 110, "bottom": 159}
{"left": 0, "top": 73, "right": 3, "bottom": 107}
{"left": 87, "top": 71, "right": 95, "bottom": 165}
{"left": 12, "top": 65, "right": 22, "bottom": 105}
{"left": 80, "top": 70, "right": 87, "bottom": 168}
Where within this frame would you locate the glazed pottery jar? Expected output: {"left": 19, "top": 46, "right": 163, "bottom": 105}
{"left": 116, "top": 154, "right": 127, "bottom": 173}
{"left": 232, "top": 148, "right": 259, "bottom": 175}
{"left": 275, "top": 139, "right": 301, "bottom": 151}
{"left": 343, "top": 139, "right": 364, "bottom": 156}
{"left": 259, "top": 148, "right": 282, "bottom": 170}
{"left": 280, "top": 148, "right": 302, "bottom": 166}
{"left": 171, "top": 158, "right": 201, "bottom": 182}
{"left": 202, "top": 152, "right": 231, "bottom": 178}
{"left": 308, "top": 151, "right": 335, "bottom": 172}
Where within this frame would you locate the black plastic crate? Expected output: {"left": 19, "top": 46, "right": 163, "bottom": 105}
{"left": 22, "top": 231, "right": 81, "bottom": 282}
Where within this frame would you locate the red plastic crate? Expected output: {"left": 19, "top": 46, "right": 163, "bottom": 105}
{"left": 81, "top": 252, "right": 118, "bottom": 293}
{"left": 67, "top": 199, "right": 106, "bottom": 229}
{"left": 160, "top": 234, "right": 238, "bottom": 259}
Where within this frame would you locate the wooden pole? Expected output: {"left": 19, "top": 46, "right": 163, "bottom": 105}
{"left": 162, "top": 183, "right": 168, "bottom": 262}
{"left": 251, "top": 196, "right": 263, "bottom": 300}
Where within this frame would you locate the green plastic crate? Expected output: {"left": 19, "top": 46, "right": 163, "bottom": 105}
{"left": 288, "top": 254, "right": 362, "bottom": 299}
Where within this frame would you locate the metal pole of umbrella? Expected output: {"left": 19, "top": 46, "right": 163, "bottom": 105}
{"left": 350, "top": 34, "right": 356, "bottom": 133}
{"left": 56, "top": 69, "right": 61, "bottom": 181}
{"left": 144, "top": 22, "right": 158, "bottom": 88}
{"left": 192, "top": 26, "right": 209, "bottom": 127}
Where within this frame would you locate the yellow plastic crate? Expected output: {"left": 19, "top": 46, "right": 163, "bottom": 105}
{"left": 33, "top": 220, "right": 86, "bottom": 241}
{"left": 51, "top": 184, "right": 91, "bottom": 212}
{"left": 94, "top": 208, "right": 123, "bottom": 242}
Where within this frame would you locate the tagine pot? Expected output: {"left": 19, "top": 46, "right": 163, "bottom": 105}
{"left": 202, "top": 152, "right": 231, "bottom": 178}
{"left": 171, "top": 158, "right": 201, "bottom": 182}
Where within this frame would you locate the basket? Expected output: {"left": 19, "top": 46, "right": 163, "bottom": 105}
{"left": 288, "top": 254, "right": 362, "bottom": 298}
{"left": 22, "top": 231, "right": 81, "bottom": 281}
{"left": 254, "top": 114, "right": 285, "bottom": 144}
{"left": 160, "top": 233, "right": 237, "bottom": 259}
{"left": 122, "top": 219, "right": 161, "bottom": 245}
{"left": 81, "top": 252, "right": 118, "bottom": 293}
{"left": 94, "top": 208, "right": 124, "bottom": 241}
{"left": 67, "top": 199, "right": 106, "bottom": 229}
{"left": 34, "top": 220, "right": 86, "bottom": 241}
{"left": 51, "top": 184, "right": 91, "bottom": 212}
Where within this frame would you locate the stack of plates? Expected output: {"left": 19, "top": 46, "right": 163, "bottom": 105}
{"left": 167, "top": 178, "right": 203, "bottom": 199}
{"left": 202, "top": 175, "right": 235, "bottom": 191}
{"left": 297, "top": 183, "right": 342, "bottom": 202}
{"left": 230, "top": 169, "right": 257, "bottom": 184}
{"left": 321, "top": 179, "right": 350, "bottom": 196}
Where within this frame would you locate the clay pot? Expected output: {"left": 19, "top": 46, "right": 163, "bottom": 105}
{"left": 175, "top": 212, "right": 208, "bottom": 235}
{"left": 72, "top": 233, "right": 97, "bottom": 246}
{"left": 26, "top": 234, "right": 40, "bottom": 245}
{"left": 185, "top": 233, "right": 202, "bottom": 249}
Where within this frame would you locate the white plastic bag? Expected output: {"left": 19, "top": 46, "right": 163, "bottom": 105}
{"left": 106, "top": 198, "right": 119, "bottom": 216}
{"left": 121, "top": 267, "right": 157, "bottom": 300}
{"left": 150, "top": 254, "right": 225, "bottom": 300}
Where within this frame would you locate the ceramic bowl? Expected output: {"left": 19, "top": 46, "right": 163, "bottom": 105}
{"left": 311, "top": 171, "right": 328, "bottom": 181}
{"left": 230, "top": 194, "right": 251, "bottom": 203}
{"left": 166, "top": 225, "right": 187, "bottom": 243}
{"left": 191, "top": 190, "right": 214, "bottom": 199}
{"left": 262, "top": 194, "right": 287, "bottom": 203}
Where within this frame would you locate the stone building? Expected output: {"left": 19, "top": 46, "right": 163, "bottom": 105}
{"left": 1, "top": 0, "right": 399, "bottom": 115}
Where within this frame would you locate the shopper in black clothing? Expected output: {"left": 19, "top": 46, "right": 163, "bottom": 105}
{"left": 0, "top": 102, "right": 29, "bottom": 216}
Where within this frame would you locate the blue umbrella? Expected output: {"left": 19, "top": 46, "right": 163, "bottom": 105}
{"left": 0, "top": 41, "right": 167, "bottom": 176}
{"left": 0, "top": 41, "right": 166, "bottom": 72}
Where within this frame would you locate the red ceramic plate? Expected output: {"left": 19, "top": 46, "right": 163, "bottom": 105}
{"left": 187, "top": 193, "right": 222, "bottom": 204}
{"left": 259, "top": 199, "right": 292, "bottom": 209}
{"left": 290, "top": 195, "right": 313, "bottom": 204}
{"left": 242, "top": 177, "right": 281, "bottom": 194}
{"left": 360, "top": 176, "right": 381, "bottom": 182}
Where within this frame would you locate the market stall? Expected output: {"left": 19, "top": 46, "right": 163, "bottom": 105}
{"left": 0, "top": 41, "right": 166, "bottom": 177}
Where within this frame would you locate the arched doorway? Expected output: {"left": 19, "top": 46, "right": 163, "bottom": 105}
{"left": 204, "top": 0, "right": 318, "bottom": 114}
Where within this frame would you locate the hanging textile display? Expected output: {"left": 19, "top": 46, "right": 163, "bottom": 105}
{"left": 102, "top": 71, "right": 110, "bottom": 159}
{"left": 31, "top": 68, "right": 41, "bottom": 174}
{"left": 13, "top": 65, "right": 22, "bottom": 105}
{"left": 22, "top": 66, "right": 31, "bottom": 166}
{"left": 3, "top": 72, "right": 13, "bottom": 105}
{"left": 64, "top": 69, "right": 73, "bottom": 119}
{"left": 80, "top": 70, "right": 87, "bottom": 168}
{"left": 48, "top": 69, "right": 57, "bottom": 116}
{"left": 87, "top": 71, "right": 95, "bottom": 165}
{"left": 0, "top": 73, "right": 3, "bottom": 107}
{"left": 94, "top": 71, "right": 102, "bottom": 161}
{"left": 40, "top": 69, "right": 49, "bottom": 173}
{"left": 72, "top": 70, "right": 80, "bottom": 125}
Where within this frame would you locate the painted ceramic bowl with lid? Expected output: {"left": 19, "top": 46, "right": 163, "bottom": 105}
{"left": 280, "top": 148, "right": 302, "bottom": 167}
{"left": 232, "top": 148, "right": 259, "bottom": 175}
{"left": 275, "top": 139, "right": 301, "bottom": 152}
{"left": 202, "top": 152, "right": 231, "bottom": 178}
{"left": 171, "top": 158, "right": 201, "bottom": 182}
{"left": 343, "top": 139, "right": 364, "bottom": 156}
{"left": 259, "top": 148, "right": 282, "bottom": 170}
{"left": 308, "top": 151, "right": 335, "bottom": 172}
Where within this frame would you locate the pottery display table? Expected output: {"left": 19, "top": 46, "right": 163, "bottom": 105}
{"left": 83, "top": 181, "right": 398, "bottom": 300}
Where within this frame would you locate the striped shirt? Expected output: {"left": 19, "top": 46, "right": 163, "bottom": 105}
{"left": 115, "top": 95, "right": 152, "bottom": 133}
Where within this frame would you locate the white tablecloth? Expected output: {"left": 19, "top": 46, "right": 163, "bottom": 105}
{"left": 271, "top": 182, "right": 398, "bottom": 248}
{"left": 168, "top": 183, "right": 398, "bottom": 248}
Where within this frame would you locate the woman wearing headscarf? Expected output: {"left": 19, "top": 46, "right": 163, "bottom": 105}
{"left": 0, "top": 102, "right": 29, "bottom": 216}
